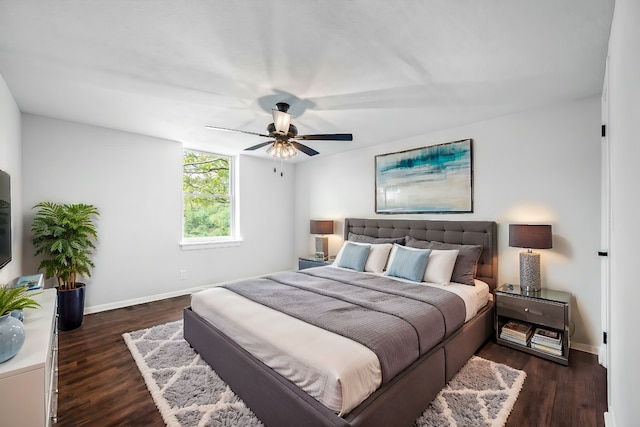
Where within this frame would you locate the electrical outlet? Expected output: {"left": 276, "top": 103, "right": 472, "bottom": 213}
{"left": 180, "top": 269, "right": 187, "bottom": 280}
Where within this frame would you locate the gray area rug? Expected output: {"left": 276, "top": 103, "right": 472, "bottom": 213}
{"left": 123, "top": 320, "right": 526, "bottom": 427}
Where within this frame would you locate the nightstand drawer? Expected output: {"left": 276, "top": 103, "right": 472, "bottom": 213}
{"left": 497, "top": 295, "right": 565, "bottom": 329}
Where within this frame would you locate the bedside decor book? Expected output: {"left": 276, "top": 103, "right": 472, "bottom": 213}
{"left": 500, "top": 320, "right": 533, "bottom": 346}
{"left": 530, "top": 327, "right": 562, "bottom": 355}
{"left": 530, "top": 342, "right": 562, "bottom": 356}
{"left": 15, "top": 274, "right": 44, "bottom": 291}
{"left": 531, "top": 327, "right": 562, "bottom": 345}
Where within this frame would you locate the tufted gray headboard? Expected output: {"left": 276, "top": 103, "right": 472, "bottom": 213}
{"left": 343, "top": 218, "right": 498, "bottom": 290}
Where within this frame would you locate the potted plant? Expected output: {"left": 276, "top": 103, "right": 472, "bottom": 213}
{"left": 31, "top": 202, "right": 99, "bottom": 331}
{"left": 0, "top": 285, "right": 40, "bottom": 363}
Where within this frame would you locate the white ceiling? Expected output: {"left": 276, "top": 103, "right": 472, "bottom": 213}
{"left": 0, "top": 1, "right": 614, "bottom": 161}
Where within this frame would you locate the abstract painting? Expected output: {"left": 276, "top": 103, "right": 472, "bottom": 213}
{"left": 375, "top": 139, "right": 473, "bottom": 213}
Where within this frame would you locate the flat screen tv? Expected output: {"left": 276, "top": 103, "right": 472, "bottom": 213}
{"left": 0, "top": 169, "right": 11, "bottom": 270}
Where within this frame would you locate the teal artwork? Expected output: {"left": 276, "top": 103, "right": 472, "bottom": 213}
{"left": 375, "top": 139, "right": 473, "bottom": 213}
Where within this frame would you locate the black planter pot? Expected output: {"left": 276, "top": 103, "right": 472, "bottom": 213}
{"left": 57, "top": 284, "right": 86, "bottom": 331}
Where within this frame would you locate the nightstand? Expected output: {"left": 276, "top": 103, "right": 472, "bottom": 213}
{"left": 298, "top": 256, "right": 333, "bottom": 270}
{"left": 495, "top": 284, "right": 571, "bottom": 365}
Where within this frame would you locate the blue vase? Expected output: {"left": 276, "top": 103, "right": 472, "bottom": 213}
{"left": 10, "top": 310, "right": 23, "bottom": 322}
{"left": 0, "top": 313, "right": 26, "bottom": 363}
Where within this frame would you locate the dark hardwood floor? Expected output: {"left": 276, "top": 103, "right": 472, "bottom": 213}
{"left": 57, "top": 295, "right": 191, "bottom": 427}
{"left": 57, "top": 295, "right": 607, "bottom": 426}
{"left": 477, "top": 340, "right": 608, "bottom": 427}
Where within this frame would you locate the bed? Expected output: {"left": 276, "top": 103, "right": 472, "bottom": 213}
{"left": 184, "top": 218, "right": 498, "bottom": 427}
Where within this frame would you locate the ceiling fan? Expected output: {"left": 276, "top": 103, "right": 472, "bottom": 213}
{"left": 206, "top": 102, "right": 353, "bottom": 159}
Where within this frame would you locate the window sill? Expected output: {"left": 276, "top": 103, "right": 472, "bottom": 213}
{"left": 180, "top": 239, "right": 242, "bottom": 251}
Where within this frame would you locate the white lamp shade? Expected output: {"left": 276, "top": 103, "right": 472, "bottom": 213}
{"left": 272, "top": 109, "right": 291, "bottom": 134}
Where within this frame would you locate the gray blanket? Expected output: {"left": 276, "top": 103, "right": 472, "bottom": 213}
{"left": 222, "top": 267, "right": 465, "bottom": 383}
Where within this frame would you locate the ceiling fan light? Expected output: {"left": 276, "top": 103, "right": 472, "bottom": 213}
{"left": 284, "top": 143, "right": 297, "bottom": 159}
{"left": 267, "top": 140, "right": 297, "bottom": 160}
{"left": 272, "top": 109, "right": 291, "bottom": 135}
{"left": 266, "top": 142, "right": 278, "bottom": 156}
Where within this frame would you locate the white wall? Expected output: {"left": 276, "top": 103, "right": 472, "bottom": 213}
{"left": 295, "top": 97, "right": 602, "bottom": 351}
{"left": 606, "top": 0, "right": 640, "bottom": 425}
{"left": 21, "top": 114, "right": 295, "bottom": 310}
{"left": 0, "top": 73, "right": 23, "bottom": 285}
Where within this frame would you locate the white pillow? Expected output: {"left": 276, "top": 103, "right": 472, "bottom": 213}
{"left": 333, "top": 242, "right": 393, "bottom": 273}
{"left": 365, "top": 243, "right": 393, "bottom": 273}
{"left": 423, "top": 249, "right": 459, "bottom": 285}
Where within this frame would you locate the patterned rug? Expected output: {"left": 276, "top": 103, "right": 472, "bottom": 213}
{"left": 124, "top": 320, "right": 526, "bottom": 427}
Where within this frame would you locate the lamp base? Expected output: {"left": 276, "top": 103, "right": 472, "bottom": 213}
{"left": 315, "top": 236, "right": 329, "bottom": 261}
{"left": 519, "top": 251, "right": 541, "bottom": 292}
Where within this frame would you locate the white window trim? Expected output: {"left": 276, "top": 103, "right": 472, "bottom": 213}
{"left": 181, "top": 150, "right": 240, "bottom": 249}
{"left": 180, "top": 238, "right": 242, "bottom": 251}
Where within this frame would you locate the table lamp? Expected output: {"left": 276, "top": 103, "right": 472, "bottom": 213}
{"left": 310, "top": 220, "right": 333, "bottom": 261}
{"left": 509, "top": 224, "right": 552, "bottom": 293}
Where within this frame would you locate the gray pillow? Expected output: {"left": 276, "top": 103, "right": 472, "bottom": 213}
{"left": 405, "top": 236, "right": 483, "bottom": 286}
{"left": 348, "top": 233, "right": 405, "bottom": 245}
{"left": 337, "top": 242, "right": 371, "bottom": 272}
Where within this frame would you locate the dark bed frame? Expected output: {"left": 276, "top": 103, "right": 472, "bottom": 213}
{"left": 184, "top": 218, "right": 498, "bottom": 427}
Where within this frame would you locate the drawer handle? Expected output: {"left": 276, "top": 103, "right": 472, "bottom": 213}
{"left": 524, "top": 308, "right": 529, "bottom": 312}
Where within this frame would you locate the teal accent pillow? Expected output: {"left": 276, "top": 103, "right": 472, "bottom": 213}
{"left": 337, "top": 242, "right": 371, "bottom": 272}
{"left": 386, "top": 245, "right": 432, "bottom": 282}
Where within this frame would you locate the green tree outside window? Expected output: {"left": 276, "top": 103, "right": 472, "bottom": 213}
{"left": 183, "top": 150, "right": 233, "bottom": 239}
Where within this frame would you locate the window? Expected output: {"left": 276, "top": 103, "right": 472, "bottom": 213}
{"left": 182, "top": 149, "right": 237, "bottom": 246}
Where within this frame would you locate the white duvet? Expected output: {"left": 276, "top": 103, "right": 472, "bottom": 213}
{"left": 190, "top": 269, "right": 489, "bottom": 416}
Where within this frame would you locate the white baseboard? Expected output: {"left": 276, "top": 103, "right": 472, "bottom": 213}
{"left": 83, "top": 271, "right": 291, "bottom": 314}
{"left": 604, "top": 410, "right": 616, "bottom": 427}
{"left": 570, "top": 341, "right": 599, "bottom": 355}
{"left": 598, "top": 343, "right": 608, "bottom": 367}
{"left": 84, "top": 286, "right": 205, "bottom": 314}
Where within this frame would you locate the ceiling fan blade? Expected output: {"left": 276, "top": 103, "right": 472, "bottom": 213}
{"left": 296, "top": 133, "right": 353, "bottom": 141}
{"left": 290, "top": 141, "right": 320, "bottom": 156}
{"left": 244, "top": 141, "right": 275, "bottom": 151}
{"left": 205, "top": 126, "right": 271, "bottom": 138}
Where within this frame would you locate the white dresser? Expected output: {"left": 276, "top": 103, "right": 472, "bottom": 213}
{"left": 0, "top": 288, "right": 58, "bottom": 426}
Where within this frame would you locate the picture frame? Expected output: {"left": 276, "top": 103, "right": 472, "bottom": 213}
{"left": 375, "top": 139, "right": 473, "bottom": 214}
